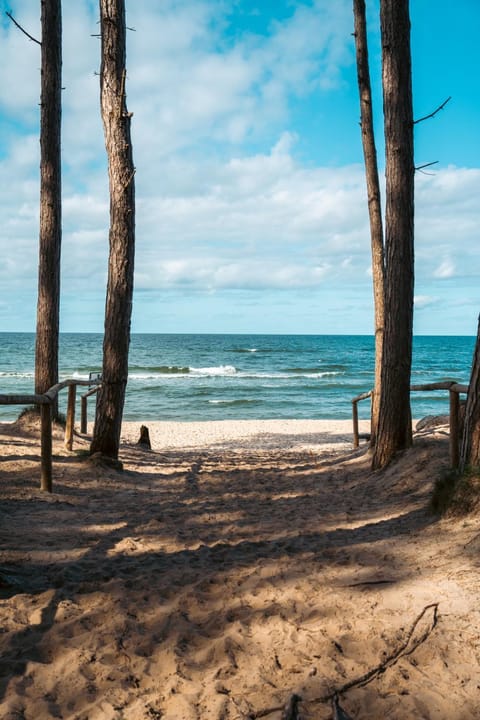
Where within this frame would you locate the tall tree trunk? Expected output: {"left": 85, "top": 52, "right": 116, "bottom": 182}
{"left": 352, "top": 0, "right": 385, "bottom": 447}
{"left": 372, "top": 0, "right": 414, "bottom": 470}
{"left": 90, "top": 0, "right": 135, "bottom": 460}
{"left": 35, "top": 0, "right": 62, "bottom": 416}
{"left": 460, "top": 315, "right": 480, "bottom": 471}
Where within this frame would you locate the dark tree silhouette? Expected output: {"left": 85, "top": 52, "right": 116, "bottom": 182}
{"left": 460, "top": 316, "right": 480, "bottom": 471}
{"left": 352, "top": 0, "right": 385, "bottom": 447}
{"left": 91, "top": 0, "right": 135, "bottom": 460}
{"left": 35, "top": 0, "right": 62, "bottom": 417}
{"left": 372, "top": 0, "right": 415, "bottom": 470}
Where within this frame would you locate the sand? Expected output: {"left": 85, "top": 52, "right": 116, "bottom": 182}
{"left": 0, "top": 415, "right": 479, "bottom": 719}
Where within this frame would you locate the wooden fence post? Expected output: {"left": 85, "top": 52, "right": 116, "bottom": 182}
{"left": 81, "top": 395, "right": 87, "bottom": 434}
{"left": 80, "top": 385, "right": 100, "bottom": 434}
{"left": 40, "top": 402, "right": 52, "bottom": 492}
{"left": 449, "top": 388, "right": 460, "bottom": 468}
{"left": 352, "top": 400, "right": 359, "bottom": 448}
{"left": 65, "top": 384, "right": 76, "bottom": 451}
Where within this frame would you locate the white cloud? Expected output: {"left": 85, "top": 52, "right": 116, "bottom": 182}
{"left": 136, "top": 256, "right": 331, "bottom": 292}
{"left": 415, "top": 167, "right": 480, "bottom": 285}
{"left": 433, "top": 259, "right": 456, "bottom": 279}
{"left": 125, "top": 0, "right": 353, "bottom": 161}
{"left": 131, "top": 143, "right": 369, "bottom": 293}
{"left": 414, "top": 295, "right": 439, "bottom": 309}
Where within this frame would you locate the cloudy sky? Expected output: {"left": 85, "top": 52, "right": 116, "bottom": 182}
{"left": 0, "top": 0, "right": 479, "bottom": 335}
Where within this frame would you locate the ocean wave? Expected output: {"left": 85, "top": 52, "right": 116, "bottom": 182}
{"left": 190, "top": 365, "right": 237, "bottom": 376}
{"left": 129, "top": 365, "right": 190, "bottom": 380}
{"left": 286, "top": 366, "right": 347, "bottom": 374}
{"left": 127, "top": 368, "right": 345, "bottom": 382}
{"left": 208, "top": 398, "right": 259, "bottom": 406}
{"left": 234, "top": 370, "right": 344, "bottom": 380}
{"left": 68, "top": 371, "right": 91, "bottom": 380}
{"left": 130, "top": 365, "right": 190, "bottom": 375}
{"left": 232, "top": 347, "right": 259, "bottom": 353}
{"left": 130, "top": 364, "right": 238, "bottom": 378}
{"left": 0, "top": 371, "right": 34, "bottom": 378}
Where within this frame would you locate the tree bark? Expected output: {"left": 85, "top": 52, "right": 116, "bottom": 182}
{"left": 352, "top": 0, "right": 385, "bottom": 447}
{"left": 372, "top": 0, "right": 414, "bottom": 470}
{"left": 35, "top": 0, "right": 62, "bottom": 415}
{"left": 90, "top": 0, "right": 135, "bottom": 459}
{"left": 460, "top": 315, "right": 480, "bottom": 471}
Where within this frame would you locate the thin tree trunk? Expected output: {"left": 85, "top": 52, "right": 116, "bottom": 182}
{"left": 460, "top": 315, "right": 480, "bottom": 471}
{"left": 352, "top": 0, "right": 385, "bottom": 447}
{"left": 372, "top": 0, "right": 414, "bottom": 470}
{"left": 90, "top": 0, "right": 135, "bottom": 459}
{"left": 35, "top": 0, "right": 62, "bottom": 416}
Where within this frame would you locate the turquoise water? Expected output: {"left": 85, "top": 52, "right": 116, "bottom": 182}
{"left": 0, "top": 333, "right": 475, "bottom": 422}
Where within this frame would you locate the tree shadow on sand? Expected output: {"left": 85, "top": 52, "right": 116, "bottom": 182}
{"left": 0, "top": 428, "right": 478, "bottom": 719}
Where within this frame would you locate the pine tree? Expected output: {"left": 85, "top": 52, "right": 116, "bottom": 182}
{"left": 372, "top": 0, "right": 415, "bottom": 469}
{"left": 91, "top": 0, "right": 135, "bottom": 459}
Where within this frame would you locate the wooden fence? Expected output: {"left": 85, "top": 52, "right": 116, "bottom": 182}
{"left": 1, "top": 376, "right": 471, "bottom": 491}
{"left": 0, "top": 378, "right": 101, "bottom": 492}
{"left": 352, "top": 381, "right": 469, "bottom": 467}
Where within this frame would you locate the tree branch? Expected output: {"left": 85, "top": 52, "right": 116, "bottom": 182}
{"left": 415, "top": 160, "right": 439, "bottom": 173}
{"left": 414, "top": 96, "right": 451, "bottom": 124}
{"left": 5, "top": 11, "right": 41, "bottom": 45}
{"left": 311, "top": 603, "right": 439, "bottom": 706}
{"left": 248, "top": 604, "right": 439, "bottom": 719}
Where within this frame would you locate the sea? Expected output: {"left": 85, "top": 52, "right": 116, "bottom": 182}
{"left": 0, "top": 333, "right": 475, "bottom": 423}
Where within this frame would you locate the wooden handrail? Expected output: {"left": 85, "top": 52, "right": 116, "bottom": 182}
{"left": 351, "top": 390, "right": 373, "bottom": 403}
{"left": 451, "top": 383, "right": 469, "bottom": 394}
{"left": 0, "top": 379, "right": 101, "bottom": 405}
{"left": 410, "top": 381, "right": 456, "bottom": 391}
{"left": 0, "top": 377, "right": 101, "bottom": 492}
{"left": 351, "top": 381, "right": 470, "bottom": 466}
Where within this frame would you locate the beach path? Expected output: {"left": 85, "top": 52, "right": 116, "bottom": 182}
{"left": 0, "top": 418, "right": 479, "bottom": 719}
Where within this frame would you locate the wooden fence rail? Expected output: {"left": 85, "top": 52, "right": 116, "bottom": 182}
{"left": 352, "top": 380, "right": 469, "bottom": 467}
{"left": 0, "top": 378, "right": 101, "bottom": 492}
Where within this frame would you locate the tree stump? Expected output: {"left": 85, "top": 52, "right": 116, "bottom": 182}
{"left": 138, "top": 424, "right": 151, "bottom": 450}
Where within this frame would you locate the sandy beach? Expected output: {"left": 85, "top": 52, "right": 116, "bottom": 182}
{"left": 1, "top": 415, "right": 479, "bottom": 719}
{"left": 120, "top": 418, "right": 372, "bottom": 452}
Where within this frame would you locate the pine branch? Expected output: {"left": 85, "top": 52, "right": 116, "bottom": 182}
{"left": 5, "top": 11, "right": 41, "bottom": 45}
{"left": 415, "top": 160, "right": 439, "bottom": 173}
{"left": 414, "top": 96, "right": 451, "bottom": 124}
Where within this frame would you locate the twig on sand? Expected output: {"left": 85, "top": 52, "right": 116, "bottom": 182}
{"left": 332, "top": 692, "right": 354, "bottom": 720}
{"left": 249, "top": 603, "right": 439, "bottom": 718}
{"left": 345, "top": 579, "right": 395, "bottom": 587}
{"left": 464, "top": 531, "right": 480, "bottom": 548}
{"left": 247, "top": 706, "right": 283, "bottom": 718}
{"left": 281, "top": 694, "right": 302, "bottom": 720}
{"left": 312, "top": 602, "right": 439, "bottom": 703}
{"left": 247, "top": 692, "right": 301, "bottom": 719}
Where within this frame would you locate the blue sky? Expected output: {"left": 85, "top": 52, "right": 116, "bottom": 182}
{"left": 0, "top": 0, "right": 479, "bottom": 335}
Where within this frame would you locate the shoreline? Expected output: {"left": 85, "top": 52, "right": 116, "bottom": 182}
{"left": 119, "top": 418, "right": 372, "bottom": 452}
